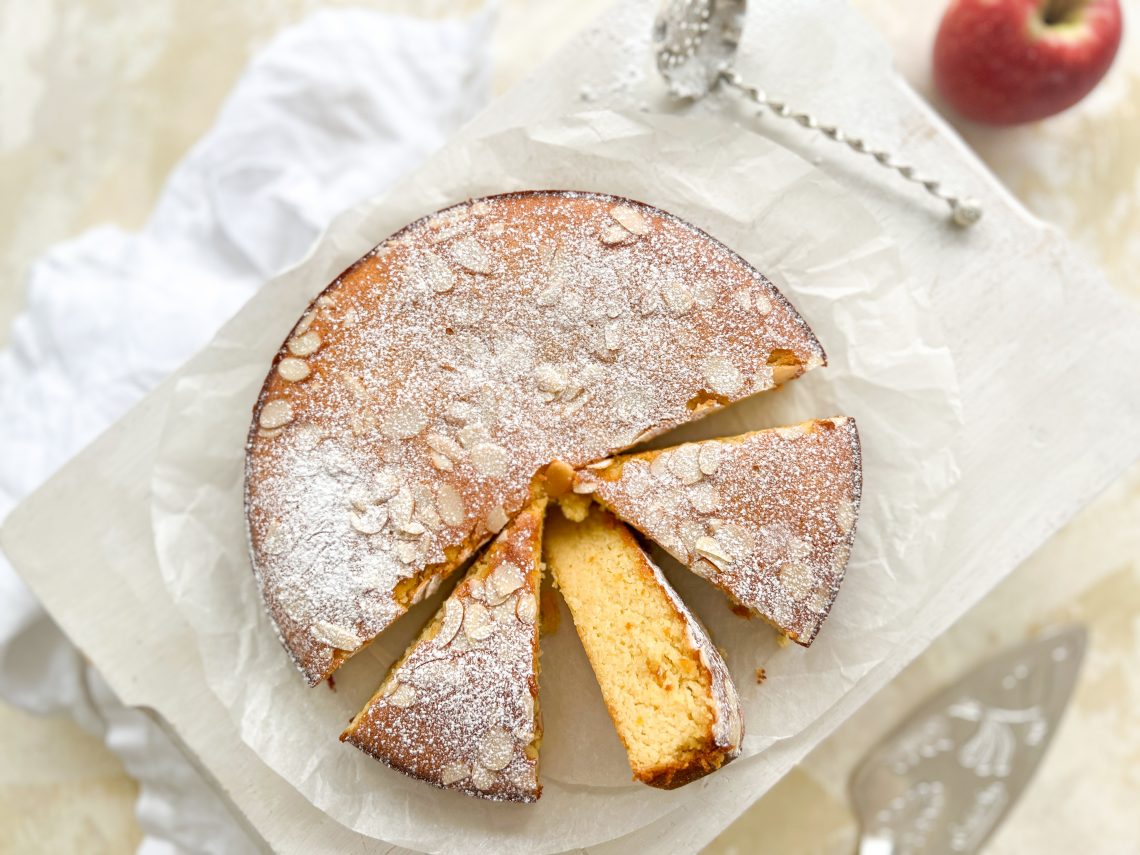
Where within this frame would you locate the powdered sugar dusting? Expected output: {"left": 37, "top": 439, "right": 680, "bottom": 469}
{"left": 344, "top": 505, "right": 544, "bottom": 803}
{"left": 244, "top": 191, "right": 825, "bottom": 684}
{"left": 577, "top": 418, "right": 862, "bottom": 644}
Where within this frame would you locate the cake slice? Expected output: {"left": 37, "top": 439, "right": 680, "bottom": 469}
{"left": 543, "top": 505, "right": 743, "bottom": 789}
{"left": 573, "top": 418, "right": 862, "bottom": 645}
{"left": 342, "top": 501, "right": 546, "bottom": 802}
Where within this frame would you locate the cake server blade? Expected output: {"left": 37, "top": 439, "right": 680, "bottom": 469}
{"left": 849, "top": 625, "right": 1087, "bottom": 855}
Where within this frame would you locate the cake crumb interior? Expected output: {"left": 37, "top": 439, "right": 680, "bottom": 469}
{"left": 543, "top": 504, "right": 717, "bottom": 782}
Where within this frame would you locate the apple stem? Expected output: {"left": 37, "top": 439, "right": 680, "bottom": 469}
{"left": 1042, "top": 0, "right": 1086, "bottom": 26}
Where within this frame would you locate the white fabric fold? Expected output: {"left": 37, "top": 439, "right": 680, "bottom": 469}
{"left": 0, "top": 7, "right": 493, "bottom": 851}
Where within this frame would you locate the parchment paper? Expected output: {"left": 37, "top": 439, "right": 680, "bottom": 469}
{"left": 149, "top": 110, "right": 961, "bottom": 852}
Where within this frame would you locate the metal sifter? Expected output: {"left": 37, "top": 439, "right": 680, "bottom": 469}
{"left": 653, "top": 0, "right": 983, "bottom": 227}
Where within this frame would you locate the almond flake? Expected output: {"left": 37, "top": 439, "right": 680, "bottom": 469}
{"left": 701, "top": 355, "right": 743, "bottom": 396}
{"left": 662, "top": 280, "right": 694, "bottom": 316}
{"left": 788, "top": 536, "right": 812, "bottom": 561}
{"left": 407, "top": 657, "right": 458, "bottom": 687}
{"left": 836, "top": 499, "right": 857, "bottom": 535}
{"left": 371, "top": 470, "right": 401, "bottom": 502}
{"left": 258, "top": 427, "right": 284, "bottom": 439}
{"left": 467, "top": 578, "right": 485, "bottom": 603}
{"left": 262, "top": 523, "right": 289, "bottom": 555}
{"left": 464, "top": 601, "right": 493, "bottom": 641}
{"left": 535, "top": 363, "right": 566, "bottom": 394}
{"left": 649, "top": 452, "right": 672, "bottom": 480}
{"left": 776, "top": 424, "right": 807, "bottom": 440}
{"left": 396, "top": 541, "right": 420, "bottom": 564}
{"left": 485, "top": 505, "right": 508, "bottom": 534}
{"left": 396, "top": 520, "right": 426, "bottom": 537}
{"left": 426, "top": 432, "right": 465, "bottom": 462}
{"left": 679, "top": 519, "right": 707, "bottom": 552}
{"left": 486, "top": 562, "right": 525, "bottom": 604}
{"left": 293, "top": 311, "right": 315, "bottom": 336}
{"left": 694, "top": 536, "right": 732, "bottom": 571}
{"left": 470, "top": 766, "right": 496, "bottom": 791}
{"left": 436, "top": 484, "right": 466, "bottom": 527}
{"left": 458, "top": 423, "right": 490, "bottom": 448}
{"left": 409, "top": 574, "right": 442, "bottom": 604}
{"left": 478, "top": 726, "right": 515, "bottom": 771}
{"left": 585, "top": 458, "right": 613, "bottom": 469}
{"left": 443, "top": 401, "right": 477, "bottom": 425}
{"left": 491, "top": 599, "right": 518, "bottom": 625}
{"left": 430, "top": 453, "right": 453, "bottom": 471}
{"left": 383, "top": 404, "right": 427, "bottom": 439}
{"left": 535, "top": 284, "right": 561, "bottom": 306}
{"left": 668, "top": 445, "right": 703, "bottom": 485}
{"left": 640, "top": 287, "right": 663, "bottom": 316}
{"left": 440, "top": 762, "right": 470, "bottom": 786}
{"left": 712, "top": 521, "right": 756, "bottom": 558}
{"left": 515, "top": 594, "right": 537, "bottom": 624}
{"left": 389, "top": 684, "right": 417, "bottom": 707}
{"left": 609, "top": 204, "right": 650, "bottom": 236}
{"left": 436, "top": 599, "right": 464, "bottom": 646}
{"left": 277, "top": 357, "right": 310, "bottom": 382}
{"left": 349, "top": 505, "right": 388, "bottom": 535}
{"left": 571, "top": 481, "right": 596, "bottom": 494}
{"left": 754, "top": 293, "right": 773, "bottom": 314}
{"left": 287, "top": 330, "right": 322, "bottom": 357}
{"left": 698, "top": 442, "right": 724, "bottom": 475}
{"left": 687, "top": 482, "right": 720, "bottom": 514}
{"left": 422, "top": 250, "right": 457, "bottom": 293}
{"left": 311, "top": 621, "right": 361, "bottom": 651}
{"left": 779, "top": 562, "right": 813, "bottom": 602}
{"left": 517, "top": 693, "right": 536, "bottom": 737}
{"left": 258, "top": 400, "right": 294, "bottom": 430}
{"left": 449, "top": 237, "right": 494, "bottom": 274}
{"left": 601, "top": 223, "right": 634, "bottom": 245}
{"left": 388, "top": 487, "right": 415, "bottom": 527}
{"left": 603, "top": 321, "right": 624, "bottom": 350}
{"left": 470, "top": 443, "right": 509, "bottom": 477}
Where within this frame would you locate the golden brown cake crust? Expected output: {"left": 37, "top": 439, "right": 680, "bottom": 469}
{"left": 341, "top": 503, "right": 545, "bottom": 803}
{"left": 575, "top": 418, "right": 862, "bottom": 645}
{"left": 243, "top": 190, "right": 826, "bottom": 685}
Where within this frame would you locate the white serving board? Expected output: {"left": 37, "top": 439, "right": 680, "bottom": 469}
{"left": 4, "top": 1, "right": 1140, "bottom": 853}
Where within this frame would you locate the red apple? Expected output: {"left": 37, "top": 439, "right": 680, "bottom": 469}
{"left": 933, "top": 0, "right": 1123, "bottom": 125}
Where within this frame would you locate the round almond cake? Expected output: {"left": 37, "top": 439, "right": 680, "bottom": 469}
{"left": 245, "top": 190, "right": 827, "bottom": 687}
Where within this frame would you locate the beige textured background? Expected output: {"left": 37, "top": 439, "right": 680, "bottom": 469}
{"left": 1, "top": 1, "right": 1137, "bottom": 852}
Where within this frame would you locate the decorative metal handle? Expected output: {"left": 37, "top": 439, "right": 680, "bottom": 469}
{"left": 719, "top": 69, "right": 982, "bottom": 227}
{"left": 654, "top": 0, "right": 983, "bottom": 228}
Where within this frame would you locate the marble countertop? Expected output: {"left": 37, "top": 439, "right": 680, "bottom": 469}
{"left": 1, "top": 0, "right": 1137, "bottom": 852}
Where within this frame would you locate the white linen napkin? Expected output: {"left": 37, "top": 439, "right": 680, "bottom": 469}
{"left": 0, "top": 7, "right": 492, "bottom": 851}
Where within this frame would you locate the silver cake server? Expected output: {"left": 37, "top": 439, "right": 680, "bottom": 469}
{"left": 850, "top": 625, "right": 1087, "bottom": 855}
{"left": 653, "top": 0, "right": 983, "bottom": 227}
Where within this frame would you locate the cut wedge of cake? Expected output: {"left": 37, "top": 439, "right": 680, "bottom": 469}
{"left": 543, "top": 505, "right": 743, "bottom": 789}
{"left": 573, "top": 418, "right": 862, "bottom": 645}
{"left": 341, "top": 501, "right": 546, "bottom": 802}
{"left": 245, "top": 190, "right": 826, "bottom": 685}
